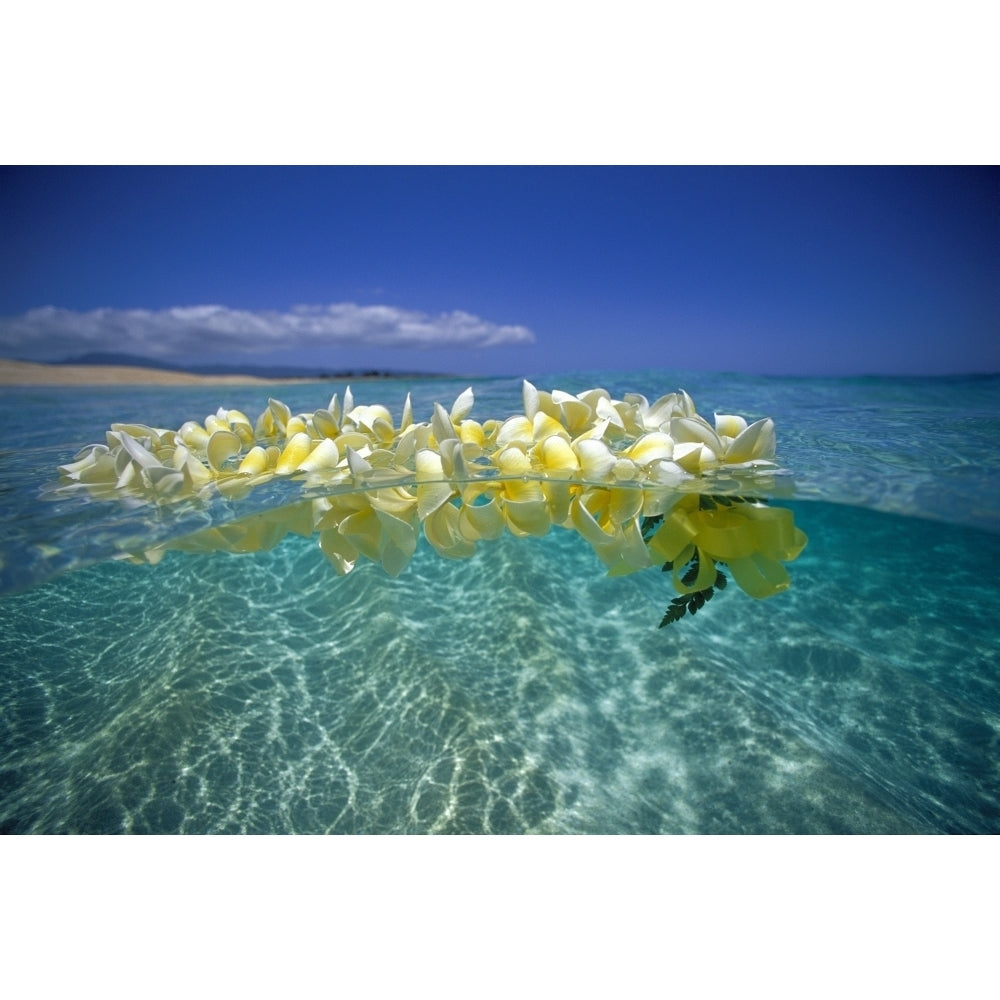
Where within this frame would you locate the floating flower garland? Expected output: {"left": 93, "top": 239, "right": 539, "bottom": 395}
{"left": 57, "top": 382, "right": 807, "bottom": 626}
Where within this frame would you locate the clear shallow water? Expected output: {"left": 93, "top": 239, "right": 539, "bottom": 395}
{"left": 1, "top": 369, "right": 998, "bottom": 833}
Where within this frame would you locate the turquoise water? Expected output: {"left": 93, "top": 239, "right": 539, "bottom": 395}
{"left": 1, "top": 370, "right": 998, "bottom": 833}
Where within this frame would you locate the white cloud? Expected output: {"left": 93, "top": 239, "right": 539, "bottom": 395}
{"left": 0, "top": 303, "right": 537, "bottom": 360}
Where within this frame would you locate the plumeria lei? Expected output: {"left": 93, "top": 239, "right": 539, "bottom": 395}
{"left": 57, "top": 382, "right": 807, "bottom": 626}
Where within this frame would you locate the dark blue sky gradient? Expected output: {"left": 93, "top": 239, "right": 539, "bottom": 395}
{"left": 1, "top": 166, "right": 997, "bottom": 376}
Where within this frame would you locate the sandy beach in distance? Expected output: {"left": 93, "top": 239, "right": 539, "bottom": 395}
{"left": 0, "top": 358, "right": 303, "bottom": 387}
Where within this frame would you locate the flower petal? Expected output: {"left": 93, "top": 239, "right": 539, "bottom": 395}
{"left": 458, "top": 496, "right": 506, "bottom": 541}
{"left": 624, "top": 432, "right": 673, "bottom": 466}
{"left": 725, "top": 417, "right": 776, "bottom": 464}
{"left": 268, "top": 398, "right": 291, "bottom": 433}
{"left": 237, "top": 446, "right": 269, "bottom": 475}
{"left": 207, "top": 430, "right": 243, "bottom": 473}
{"left": 537, "top": 435, "right": 579, "bottom": 475}
{"left": 424, "top": 502, "right": 477, "bottom": 559}
{"left": 496, "top": 415, "right": 534, "bottom": 448}
{"left": 574, "top": 439, "right": 616, "bottom": 481}
{"left": 671, "top": 415, "right": 723, "bottom": 452}
{"left": 297, "top": 437, "right": 340, "bottom": 472}
{"left": 672, "top": 441, "right": 707, "bottom": 473}
{"left": 532, "top": 411, "right": 568, "bottom": 441}
{"left": 312, "top": 408, "right": 339, "bottom": 440}
{"left": 714, "top": 413, "right": 748, "bottom": 438}
{"left": 450, "top": 387, "right": 475, "bottom": 423}
{"left": 274, "top": 432, "right": 313, "bottom": 474}
{"left": 503, "top": 497, "right": 551, "bottom": 537}
{"left": 415, "top": 449, "right": 454, "bottom": 518}
{"left": 522, "top": 380, "right": 541, "bottom": 419}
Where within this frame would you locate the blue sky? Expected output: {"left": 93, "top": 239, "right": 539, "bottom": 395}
{"left": 1, "top": 166, "right": 997, "bottom": 377}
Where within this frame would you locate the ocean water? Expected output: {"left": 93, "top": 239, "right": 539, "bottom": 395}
{"left": 0, "top": 369, "right": 998, "bottom": 834}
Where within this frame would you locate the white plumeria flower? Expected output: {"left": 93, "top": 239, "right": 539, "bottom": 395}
{"left": 670, "top": 413, "right": 777, "bottom": 472}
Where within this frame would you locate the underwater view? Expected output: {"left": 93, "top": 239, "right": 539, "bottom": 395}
{"left": 1, "top": 368, "right": 998, "bottom": 834}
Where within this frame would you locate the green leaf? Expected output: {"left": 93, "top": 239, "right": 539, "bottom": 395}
{"left": 658, "top": 602, "right": 688, "bottom": 628}
{"left": 681, "top": 553, "right": 701, "bottom": 587}
{"left": 653, "top": 529, "right": 734, "bottom": 631}
{"left": 641, "top": 515, "right": 664, "bottom": 542}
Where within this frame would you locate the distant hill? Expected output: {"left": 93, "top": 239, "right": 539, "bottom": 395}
{"left": 56, "top": 352, "right": 185, "bottom": 372}
{"left": 51, "top": 352, "right": 439, "bottom": 380}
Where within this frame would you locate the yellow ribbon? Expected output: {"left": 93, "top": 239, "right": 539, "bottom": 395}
{"left": 648, "top": 497, "right": 807, "bottom": 599}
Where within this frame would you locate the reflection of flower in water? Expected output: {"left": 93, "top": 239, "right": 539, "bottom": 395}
{"left": 57, "top": 382, "right": 806, "bottom": 617}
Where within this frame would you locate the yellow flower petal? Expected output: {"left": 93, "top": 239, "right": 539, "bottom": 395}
{"left": 431, "top": 402, "right": 455, "bottom": 445}
{"left": 542, "top": 480, "right": 575, "bottom": 525}
{"left": 459, "top": 419, "right": 486, "bottom": 447}
{"left": 714, "top": 413, "right": 748, "bottom": 438}
{"left": 318, "top": 527, "right": 358, "bottom": 575}
{"left": 606, "top": 518, "right": 654, "bottom": 576}
{"left": 672, "top": 441, "right": 706, "bottom": 473}
{"left": 537, "top": 435, "right": 579, "bottom": 475}
{"left": 496, "top": 446, "right": 531, "bottom": 476}
{"left": 286, "top": 415, "right": 309, "bottom": 437}
{"left": 624, "top": 432, "right": 673, "bottom": 466}
{"left": 415, "top": 448, "right": 454, "bottom": 518}
{"left": 725, "top": 417, "right": 776, "bottom": 464}
{"left": 612, "top": 458, "right": 638, "bottom": 481}
{"left": 275, "top": 432, "right": 314, "bottom": 474}
{"left": 503, "top": 497, "right": 551, "bottom": 537}
{"left": 339, "top": 507, "right": 384, "bottom": 563}
{"left": 424, "top": 503, "right": 477, "bottom": 559}
{"left": 671, "top": 415, "right": 722, "bottom": 452}
{"left": 450, "top": 387, "right": 475, "bottom": 423}
{"left": 522, "top": 380, "right": 541, "bottom": 419}
{"left": 312, "top": 408, "right": 339, "bottom": 440}
{"left": 207, "top": 430, "right": 242, "bottom": 473}
{"left": 268, "top": 398, "right": 291, "bottom": 433}
{"left": 458, "top": 496, "right": 506, "bottom": 541}
{"left": 532, "top": 411, "right": 568, "bottom": 441}
{"left": 496, "top": 415, "right": 534, "bottom": 448}
{"left": 297, "top": 437, "right": 340, "bottom": 472}
{"left": 574, "top": 439, "right": 615, "bottom": 481}
{"left": 608, "top": 486, "right": 643, "bottom": 525}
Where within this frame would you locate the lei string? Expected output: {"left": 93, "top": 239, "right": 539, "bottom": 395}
{"left": 57, "top": 382, "right": 807, "bottom": 624}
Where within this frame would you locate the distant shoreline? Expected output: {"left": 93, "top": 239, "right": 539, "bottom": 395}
{"left": 0, "top": 358, "right": 447, "bottom": 387}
